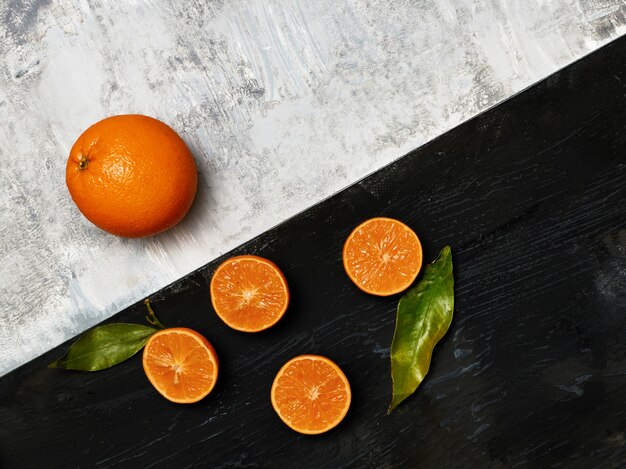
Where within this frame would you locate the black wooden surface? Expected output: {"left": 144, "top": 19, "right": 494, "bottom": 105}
{"left": 2, "top": 36, "right": 626, "bottom": 469}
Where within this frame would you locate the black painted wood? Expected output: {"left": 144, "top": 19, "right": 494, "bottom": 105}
{"left": 2, "top": 36, "right": 626, "bottom": 469}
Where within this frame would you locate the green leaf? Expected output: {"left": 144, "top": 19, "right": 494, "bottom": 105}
{"left": 49, "top": 323, "right": 157, "bottom": 371}
{"left": 389, "top": 246, "right": 454, "bottom": 413}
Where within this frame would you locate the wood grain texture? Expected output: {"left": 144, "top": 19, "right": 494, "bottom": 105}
{"left": 1, "top": 0, "right": 625, "bottom": 376}
{"left": 1, "top": 35, "right": 625, "bottom": 468}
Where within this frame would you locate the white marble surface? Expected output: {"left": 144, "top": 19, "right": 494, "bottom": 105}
{"left": 1, "top": 0, "right": 624, "bottom": 376}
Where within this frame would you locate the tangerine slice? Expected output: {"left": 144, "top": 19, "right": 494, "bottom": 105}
{"left": 210, "top": 255, "right": 289, "bottom": 332}
{"left": 343, "top": 217, "right": 423, "bottom": 296}
{"left": 271, "top": 355, "right": 351, "bottom": 435}
{"left": 142, "top": 328, "right": 219, "bottom": 404}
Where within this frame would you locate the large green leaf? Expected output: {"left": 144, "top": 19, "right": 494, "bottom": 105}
{"left": 49, "top": 323, "right": 157, "bottom": 371}
{"left": 389, "top": 246, "right": 454, "bottom": 413}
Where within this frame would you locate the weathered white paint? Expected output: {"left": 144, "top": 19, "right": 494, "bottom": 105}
{"left": 0, "top": 0, "right": 624, "bottom": 376}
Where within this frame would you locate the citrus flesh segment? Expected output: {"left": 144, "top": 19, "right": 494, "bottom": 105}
{"left": 210, "top": 255, "right": 289, "bottom": 332}
{"left": 142, "top": 328, "right": 218, "bottom": 404}
{"left": 271, "top": 355, "right": 351, "bottom": 435}
{"left": 343, "top": 217, "right": 423, "bottom": 296}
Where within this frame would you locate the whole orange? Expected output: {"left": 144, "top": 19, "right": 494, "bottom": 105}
{"left": 66, "top": 114, "right": 197, "bottom": 238}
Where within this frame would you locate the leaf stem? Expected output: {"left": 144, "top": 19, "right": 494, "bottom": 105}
{"left": 144, "top": 298, "right": 166, "bottom": 330}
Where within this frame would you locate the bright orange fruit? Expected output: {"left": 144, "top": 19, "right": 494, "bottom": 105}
{"left": 142, "top": 328, "right": 219, "bottom": 404}
{"left": 271, "top": 355, "right": 351, "bottom": 435}
{"left": 66, "top": 114, "right": 197, "bottom": 238}
{"left": 343, "top": 217, "right": 423, "bottom": 296}
{"left": 210, "top": 255, "right": 289, "bottom": 332}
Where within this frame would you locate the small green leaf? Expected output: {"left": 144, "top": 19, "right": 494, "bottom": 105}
{"left": 389, "top": 246, "right": 454, "bottom": 413}
{"left": 49, "top": 323, "right": 157, "bottom": 371}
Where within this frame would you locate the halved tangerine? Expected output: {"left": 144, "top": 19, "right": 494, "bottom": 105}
{"left": 343, "top": 217, "right": 422, "bottom": 296}
{"left": 271, "top": 355, "right": 351, "bottom": 435}
{"left": 142, "top": 328, "right": 219, "bottom": 404}
{"left": 210, "top": 255, "right": 289, "bottom": 332}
